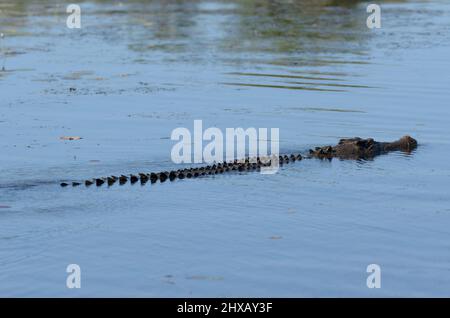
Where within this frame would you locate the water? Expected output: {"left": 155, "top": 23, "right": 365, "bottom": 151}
{"left": 1, "top": 0, "right": 450, "bottom": 297}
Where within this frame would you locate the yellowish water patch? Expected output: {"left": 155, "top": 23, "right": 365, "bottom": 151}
{"left": 63, "top": 71, "right": 96, "bottom": 80}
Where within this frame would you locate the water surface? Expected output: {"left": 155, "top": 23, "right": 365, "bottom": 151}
{"left": 1, "top": 0, "right": 450, "bottom": 296}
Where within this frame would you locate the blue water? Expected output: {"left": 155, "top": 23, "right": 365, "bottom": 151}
{"left": 1, "top": 0, "right": 450, "bottom": 296}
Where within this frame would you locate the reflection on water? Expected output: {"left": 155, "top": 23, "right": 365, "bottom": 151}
{"left": 1, "top": 0, "right": 450, "bottom": 297}
{"left": 1, "top": 0, "right": 448, "bottom": 93}
{"left": 1, "top": 1, "right": 372, "bottom": 57}
{"left": 2, "top": 0, "right": 447, "bottom": 93}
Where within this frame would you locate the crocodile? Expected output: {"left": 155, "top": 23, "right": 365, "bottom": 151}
{"left": 60, "top": 135, "right": 417, "bottom": 187}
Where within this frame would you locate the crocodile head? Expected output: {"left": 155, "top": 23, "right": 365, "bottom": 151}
{"left": 385, "top": 135, "right": 418, "bottom": 152}
{"left": 310, "top": 135, "right": 418, "bottom": 160}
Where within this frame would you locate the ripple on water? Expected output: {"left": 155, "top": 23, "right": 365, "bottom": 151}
{"left": 1, "top": 0, "right": 450, "bottom": 297}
